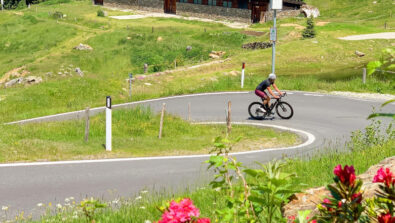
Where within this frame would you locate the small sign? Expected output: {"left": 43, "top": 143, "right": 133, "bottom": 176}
{"left": 270, "top": 0, "right": 283, "bottom": 10}
{"left": 270, "top": 28, "right": 277, "bottom": 41}
{"left": 106, "top": 96, "right": 112, "bottom": 109}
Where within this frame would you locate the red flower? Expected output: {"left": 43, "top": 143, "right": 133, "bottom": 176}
{"left": 378, "top": 212, "right": 395, "bottom": 223}
{"left": 334, "top": 165, "right": 356, "bottom": 186}
{"left": 373, "top": 167, "right": 394, "bottom": 188}
{"left": 309, "top": 220, "right": 317, "bottom": 223}
{"left": 351, "top": 192, "right": 363, "bottom": 204}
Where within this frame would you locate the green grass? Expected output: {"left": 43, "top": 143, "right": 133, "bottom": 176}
{"left": 29, "top": 137, "right": 395, "bottom": 222}
{"left": 0, "top": 107, "right": 300, "bottom": 163}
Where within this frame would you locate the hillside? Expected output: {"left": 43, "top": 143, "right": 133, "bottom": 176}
{"left": 0, "top": 0, "right": 393, "bottom": 123}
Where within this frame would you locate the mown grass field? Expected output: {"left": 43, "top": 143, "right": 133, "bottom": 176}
{"left": 0, "top": 0, "right": 393, "bottom": 124}
{"left": 0, "top": 107, "right": 300, "bottom": 163}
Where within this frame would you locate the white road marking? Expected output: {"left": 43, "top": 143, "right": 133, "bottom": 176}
{"left": 303, "top": 93, "right": 324, "bottom": 97}
{"left": 0, "top": 122, "right": 315, "bottom": 167}
{"left": 5, "top": 91, "right": 250, "bottom": 125}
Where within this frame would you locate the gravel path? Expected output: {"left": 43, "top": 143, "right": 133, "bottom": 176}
{"left": 338, "top": 32, "right": 395, "bottom": 40}
{"left": 107, "top": 7, "right": 249, "bottom": 29}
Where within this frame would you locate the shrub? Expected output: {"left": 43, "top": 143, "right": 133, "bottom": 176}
{"left": 302, "top": 17, "right": 316, "bottom": 39}
{"left": 97, "top": 9, "right": 105, "bottom": 17}
{"left": 52, "top": 11, "right": 64, "bottom": 19}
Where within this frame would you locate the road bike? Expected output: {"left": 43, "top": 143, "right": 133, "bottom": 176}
{"left": 248, "top": 92, "right": 294, "bottom": 120}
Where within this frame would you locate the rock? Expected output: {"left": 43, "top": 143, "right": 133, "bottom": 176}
{"left": 301, "top": 5, "right": 320, "bottom": 18}
{"left": 74, "top": 43, "right": 93, "bottom": 51}
{"left": 157, "top": 36, "right": 163, "bottom": 41}
{"left": 209, "top": 51, "right": 226, "bottom": 59}
{"left": 186, "top": 46, "right": 192, "bottom": 51}
{"left": 25, "top": 76, "right": 42, "bottom": 85}
{"left": 45, "top": 72, "right": 53, "bottom": 76}
{"left": 5, "top": 78, "right": 24, "bottom": 88}
{"left": 242, "top": 42, "right": 272, "bottom": 50}
{"left": 144, "top": 82, "right": 152, "bottom": 86}
{"left": 0, "top": 66, "right": 29, "bottom": 84}
{"left": 355, "top": 50, "right": 365, "bottom": 57}
{"left": 126, "top": 36, "right": 131, "bottom": 40}
{"left": 209, "top": 53, "right": 220, "bottom": 59}
{"left": 312, "top": 40, "right": 318, "bottom": 44}
{"left": 103, "top": 11, "right": 108, "bottom": 16}
{"left": 75, "top": 67, "right": 84, "bottom": 77}
{"left": 283, "top": 156, "right": 395, "bottom": 222}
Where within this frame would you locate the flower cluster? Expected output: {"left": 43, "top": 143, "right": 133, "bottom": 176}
{"left": 157, "top": 198, "right": 210, "bottom": 223}
{"left": 333, "top": 165, "right": 356, "bottom": 186}
{"left": 378, "top": 212, "right": 395, "bottom": 223}
{"left": 288, "top": 215, "right": 316, "bottom": 223}
{"left": 373, "top": 167, "right": 394, "bottom": 188}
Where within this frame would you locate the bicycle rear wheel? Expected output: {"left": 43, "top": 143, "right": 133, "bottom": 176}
{"left": 248, "top": 102, "right": 267, "bottom": 120}
{"left": 276, "top": 102, "right": 294, "bottom": 119}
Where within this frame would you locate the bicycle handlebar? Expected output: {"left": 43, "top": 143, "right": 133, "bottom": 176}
{"left": 270, "top": 92, "right": 287, "bottom": 100}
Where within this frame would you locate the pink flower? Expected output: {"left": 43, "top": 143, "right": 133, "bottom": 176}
{"left": 373, "top": 167, "right": 394, "bottom": 188}
{"left": 322, "top": 198, "right": 333, "bottom": 211}
{"left": 351, "top": 192, "right": 363, "bottom": 204}
{"left": 378, "top": 212, "right": 395, "bottom": 223}
{"left": 157, "top": 198, "right": 209, "bottom": 223}
{"left": 333, "top": 165, "right": 356, "bottom": 186}
{"left": 309, "top": 220, "right": 317, "bottom": 223}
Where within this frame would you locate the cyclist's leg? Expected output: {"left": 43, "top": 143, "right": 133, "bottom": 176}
{"left": 255, "top": 90, "right": 270, "bottom": 110}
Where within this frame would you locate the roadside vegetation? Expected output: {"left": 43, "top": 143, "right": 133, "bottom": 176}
{"left": 0, "top": 107, "right": 300, "bottom": 163}
{"left": 0, "top": 0, "right": 394, "bottom": 123}
{"left": 16, "top": 120, "right": 392, "bottom": 223}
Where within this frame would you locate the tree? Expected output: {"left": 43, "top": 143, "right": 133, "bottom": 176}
{"left": 302, "top": 17, "right": 316, "bottom": 39}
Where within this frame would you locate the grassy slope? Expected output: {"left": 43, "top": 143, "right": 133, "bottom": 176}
{"left": 0, "top": 0, "right": 394, "bottom": 123}
{"left": 0, "top": 107, "right": 299, "bottom": 162}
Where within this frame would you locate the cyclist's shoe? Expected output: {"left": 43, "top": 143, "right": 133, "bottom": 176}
{"left": 258, "top": 107, "right": 266, "bottom": 113}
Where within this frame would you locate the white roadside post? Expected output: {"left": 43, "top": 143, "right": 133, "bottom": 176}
{"left": 106, "top": 96, "right": 112, "bottom": 152}
{"left": 1, "top": 0, "right": 4, "bottom": 11}
{"left": 241, "top": 62, "right": 245, "bottom": 88}
{"left": 128, "top": 73, "right": 133, "bottom": 98}
{"left": 270, "top": 0, "right": 282, "bottom": 74}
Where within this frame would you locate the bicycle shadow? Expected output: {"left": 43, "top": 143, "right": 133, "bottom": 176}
{"left": 247, "top": 116, "right": 276, "bottom": 121}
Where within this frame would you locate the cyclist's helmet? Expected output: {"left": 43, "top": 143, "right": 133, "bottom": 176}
{"left": 268, "top": 73, "right": 276, "bottom": 80}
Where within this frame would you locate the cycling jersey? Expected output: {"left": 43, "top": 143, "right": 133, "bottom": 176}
{"left": 256, "top": 79, "right": 273, "bottom": 91}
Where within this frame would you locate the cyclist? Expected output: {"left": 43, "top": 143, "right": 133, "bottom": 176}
{"left": 255, "top": 73, "right": 284, "bottom": 112}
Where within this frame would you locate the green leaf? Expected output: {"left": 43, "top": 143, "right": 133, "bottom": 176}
{"left": 382, "top": 99, "right": 395, "bottom": 107}
{"left": 368, "top": 113, "right": 395, "bottom": 120}
{"left": 367, "top": 61, "right": 382, "bottom": 75}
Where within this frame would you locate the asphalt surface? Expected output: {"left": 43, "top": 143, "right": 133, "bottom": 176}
{"left": 0, "top": 91, "right": 393, "bottom": 219}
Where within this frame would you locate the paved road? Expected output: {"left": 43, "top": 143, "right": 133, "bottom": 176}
{"left": 0, "top": 91, "right": 393, "bottom": 219}
{"left": 338, "top": 32, "right": 395, "bottom": 40}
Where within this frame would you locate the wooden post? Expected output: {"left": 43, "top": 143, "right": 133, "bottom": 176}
{"left": 226, "top": 101, "right": 231, "bottom": 135}
{"left": 159, "top": 103, "right": 166, "bottom": 139}
{"left": 84, "top": 107, "right": 90, "bottom": 142}
{"left": 362, "top": 68, "right": 367, "bottom": 84}
{"left": 188, "top": 102, "right": 191, "bottom": 121}
{"left": 144, "top": 64, "right": 148, "bottom": 73}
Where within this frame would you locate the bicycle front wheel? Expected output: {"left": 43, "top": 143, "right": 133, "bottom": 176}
{"left": 248, "top": 102, "right": 266, "bottom": 120}
{"left": 276, "top": 102, "right": 294, "bottom": 119}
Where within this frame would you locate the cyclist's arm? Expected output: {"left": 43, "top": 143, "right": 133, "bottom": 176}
{"left": 272, "top": 84, "right": 283, "bottom": 96}
{"left": 267, "top": 87, "right": 279, "bottom": 99}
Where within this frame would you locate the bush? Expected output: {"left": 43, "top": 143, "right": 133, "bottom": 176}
{"left": 302, "top": 17, "right": 316, "bottom": 39}
{"left": 52, "top": 11, "right": 64, "bottom": 19}
{"left": 97, "top": 9, "right": 105, "bottom": 17}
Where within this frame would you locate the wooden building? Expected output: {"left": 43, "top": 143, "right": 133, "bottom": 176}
{"left": 103, "top": 0, "right": 305, "bottom": 23}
